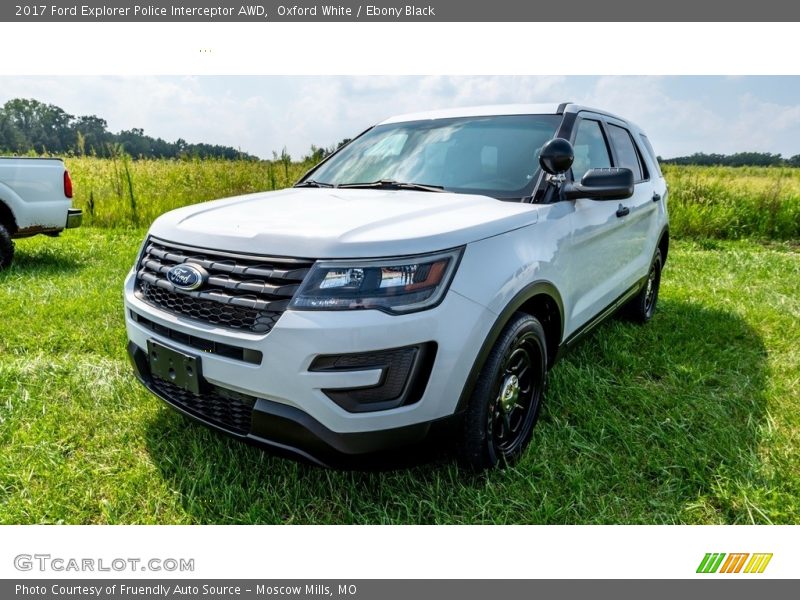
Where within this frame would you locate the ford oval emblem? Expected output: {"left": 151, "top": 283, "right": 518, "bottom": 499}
{"left": 166, "top": 263, "right": 207, "bottom": 291}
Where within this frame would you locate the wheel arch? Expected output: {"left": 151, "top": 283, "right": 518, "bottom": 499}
{"left": 0, "top": 198, "right": 18, "bottom": 234}
{"left": 0, "top": 180, "right": 25, "bottom": 234}
{"left": 657, "top": 225, "right": 669, "bottom": 266}
{"left": 455, "top": 281, "right": 564, "bottom": 413}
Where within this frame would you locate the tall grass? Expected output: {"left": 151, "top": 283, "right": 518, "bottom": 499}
{"left": 663, "top": 165, "right": 800, "bottom": 240}
{"left": 67, "top": 156, "right": 311, "bottom": 228}
{"left": 65, "top": 157, "right": 800, "bottom": 241}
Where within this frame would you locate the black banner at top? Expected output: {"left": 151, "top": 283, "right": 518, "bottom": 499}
{"left": 3, "top": 0, "right": 800, "bottom": 22}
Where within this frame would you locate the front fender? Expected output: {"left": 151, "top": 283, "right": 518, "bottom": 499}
{"left": 449, "top": 208, "right": 571, "bottom": 318}
{"left": 449, "top": 214, "right": 572, "bottom": 412}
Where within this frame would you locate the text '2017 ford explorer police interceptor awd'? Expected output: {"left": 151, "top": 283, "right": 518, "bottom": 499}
{"left": 124, "top": 104, "right": 669, "bottom": 470}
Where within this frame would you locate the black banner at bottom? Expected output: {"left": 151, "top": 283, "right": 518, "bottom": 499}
{"left": 4, "top": 580, "right": 798, "bottom": 600}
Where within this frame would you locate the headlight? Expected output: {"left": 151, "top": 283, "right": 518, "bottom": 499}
{"left": 289, "top": 248, "right": 463, "bottom": 314}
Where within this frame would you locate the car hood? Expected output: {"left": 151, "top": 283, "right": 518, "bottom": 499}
{"left": 148, "top": 187, "right": 540, "bottom": 258}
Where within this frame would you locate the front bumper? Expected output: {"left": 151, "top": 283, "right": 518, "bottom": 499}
{"left": 66, "top": 208, "right": 83, "bottom": 229}
{"left": 124, "top": 270, "right": 495, "bottom": 464}
{"left": 128, "top": 342, "right": 441, "bottom": 466}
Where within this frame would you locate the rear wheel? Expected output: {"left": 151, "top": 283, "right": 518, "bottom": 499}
{"left": 458, "top": 312, "right": 548, "bottom": 471}
{"left": 625, "top": 249, "right": 662, "bottom": 322}
{"left": 0, "top": 223, "right": 14, "bottom": 270}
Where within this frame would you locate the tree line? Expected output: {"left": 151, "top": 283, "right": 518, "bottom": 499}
{"left": 660, "top": 151, "right": 800, "bottom": 167}
{"left": 0, "top": 98, "right": 255, "bottom": 160}
{"left": 3, "top": 98, "right": 798, "bottom": 167}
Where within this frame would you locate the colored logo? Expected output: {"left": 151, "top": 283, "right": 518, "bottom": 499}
{"left": 697, "top": 553, "right": 773, "bottom": 574}
{"left": 166, "top": 264, "right": 207, "bottom": 291}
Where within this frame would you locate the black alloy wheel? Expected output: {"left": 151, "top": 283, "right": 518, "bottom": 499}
{"left": 458, "top": 312, "right": 548, "bottom": 470}
{"left": 625, "top": 249, "right": 662, "bottom": 323}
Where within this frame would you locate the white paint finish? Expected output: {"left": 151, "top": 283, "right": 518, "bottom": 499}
{"left": 148, "top": 187, "right": 540, "bottom": 258}
{"left": 565, "top": 197, "right": 629, "bottom": 325}
{"left": 449, "top": 207, "right": 570, "bottom": 316}
{"left": 0, "top": 157, "right": 71, "bottom": 230}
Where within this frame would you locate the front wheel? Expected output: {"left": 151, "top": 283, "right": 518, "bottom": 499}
{"left": 458, "top": 312, "right": 548, "bottom": 471}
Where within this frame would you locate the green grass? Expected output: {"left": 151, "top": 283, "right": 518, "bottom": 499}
{"left": 1, "top": 230, "right": 797, "bottom": 524}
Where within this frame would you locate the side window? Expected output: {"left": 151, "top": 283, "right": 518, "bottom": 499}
{"left": 572, "top": 119, "right": 611, "bottom": 182}
{"left": 608, "top": 124, "right": 644, "bottom": 181}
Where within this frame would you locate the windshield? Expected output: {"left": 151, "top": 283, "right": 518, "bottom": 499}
{"left": 304, "top": 114, "right": 562, "bottom": 198}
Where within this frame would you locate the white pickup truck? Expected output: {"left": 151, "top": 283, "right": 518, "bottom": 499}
{"left": 0, "top": 157, "right": 82, "bottom": 269}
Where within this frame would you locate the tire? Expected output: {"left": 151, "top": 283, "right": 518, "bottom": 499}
{"left": 0, "top": 223, "right": 14, "bottom": 270}
{"left": 624, "top": 248, "right": 662, "bottom": 323}
{"left": 458, "top": 312, "right": 548, "bottom": 471}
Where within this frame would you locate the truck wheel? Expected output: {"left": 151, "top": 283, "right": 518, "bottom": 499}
{"left": 458, "top": 312, "right": 548, "bottom": 471}
{"left": 0, "top": 223, "right": 14, "bottom": 270}
{"left": 625, "top": 249, "right": 662, "bottom": 323}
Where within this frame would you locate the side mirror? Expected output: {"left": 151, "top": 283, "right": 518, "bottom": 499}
{"left": 563, "top": 168, "right": 634, "bottom": 201}
{"left": 539, "top": 138, "right": 574, "bottom": 175}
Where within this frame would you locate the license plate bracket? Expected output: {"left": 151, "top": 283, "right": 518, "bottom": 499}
{"left": 147, "top": 340, "right": 203, "bottom": 395}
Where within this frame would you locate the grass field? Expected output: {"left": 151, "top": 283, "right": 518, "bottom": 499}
{"left": 662, "top": 165, "right": 800, "bottom": 240}
{"left": 1, "top": 230, "right": 797, "bottom": 524}
{"left": 64, "top": 156, "right": 800, "bottom": 240}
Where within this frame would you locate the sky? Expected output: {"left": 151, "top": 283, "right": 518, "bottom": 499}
{"left": 1, "top": 76, "right": 799, "bottom": 160}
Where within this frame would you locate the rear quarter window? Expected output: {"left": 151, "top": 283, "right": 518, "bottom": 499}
{"left": 607, "top": 124, "right": 645, "bottom": 182}
{"left": 639, "top": 134, "right": 663, "bottom": 176}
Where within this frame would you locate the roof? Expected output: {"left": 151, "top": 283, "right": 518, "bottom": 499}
{"left": 378, "top": 103, "right": 565, "bottom": 124}
{"left": 378, "top": 103, "right": 638, "bottom": 130}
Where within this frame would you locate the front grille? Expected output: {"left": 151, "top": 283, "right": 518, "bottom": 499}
{"left": 135, "top": 238, "right": 314, "bottom": 334}
{"left": 151, "top": 376, "right": 256, "bottom": 435}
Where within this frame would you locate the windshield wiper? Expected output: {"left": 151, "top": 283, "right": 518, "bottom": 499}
{"left": 336, "top": 179, "right": 445, "bottom": 193}
{"left": 294, "top": 179, "right": 334, "bottom": 188}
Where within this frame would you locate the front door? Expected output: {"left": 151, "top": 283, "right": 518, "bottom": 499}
{"left": 563, "top": 115, "right": 631, "bottom": 332}
{"left": 605, "top": 119, "right": 659, "bottom": 288}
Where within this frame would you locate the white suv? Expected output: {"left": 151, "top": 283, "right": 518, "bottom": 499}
{"left": 124, "top": 103, "right": 669, "bottom": 470}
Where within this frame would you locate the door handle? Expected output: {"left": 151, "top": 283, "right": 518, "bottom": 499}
{"left": 652, "top": 192, "right": 661, "bottom": 202}
{"left": 616, "top": 204, "right": 630, "bottom": 218}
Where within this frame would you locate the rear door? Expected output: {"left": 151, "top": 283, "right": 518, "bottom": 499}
{"left": 604, "top": 119, "right": 659, "bottom": 288}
